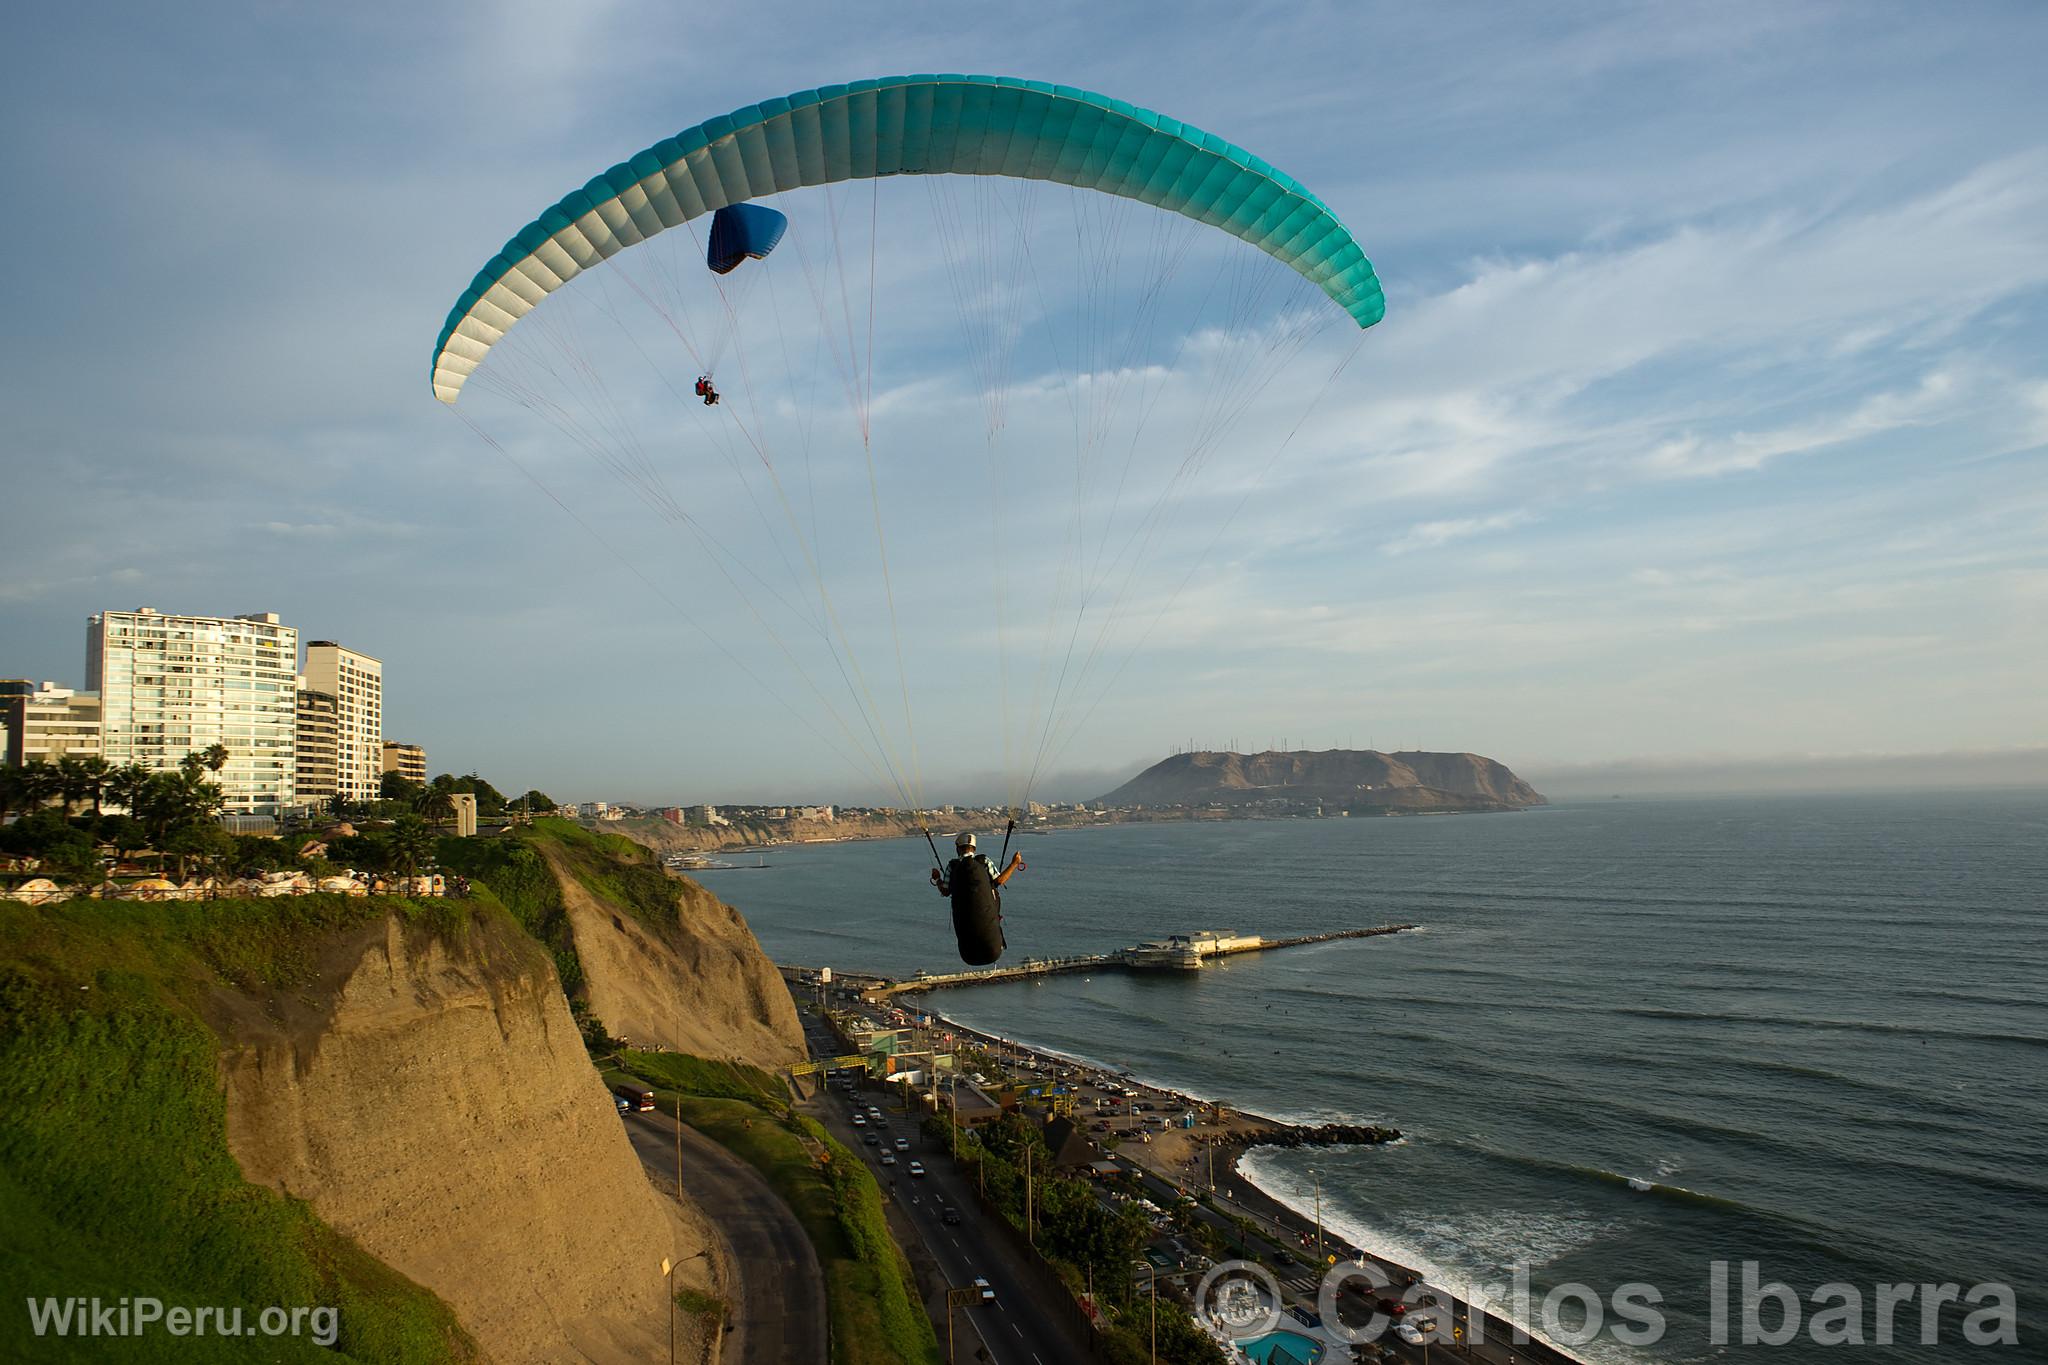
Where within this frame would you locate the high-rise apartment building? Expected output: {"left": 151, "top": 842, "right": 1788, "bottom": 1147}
{"left": 380, "top": 741, "right": 426, "bottom": 785}
{"left": 294, "top": 686, "right": 340, "bottom": 811}
{"left": 303, "top": 642, "right": 382, "bottom": 805}
{"left": 86, "top": 608, "right": 298, "bottom": 814}
{"left": 1, "top": 682, "right": 103, "bottom": 767}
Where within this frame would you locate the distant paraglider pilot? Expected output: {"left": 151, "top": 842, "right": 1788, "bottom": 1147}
{"left": 932, "top": 832, "right": 1024, "bottom": 967}
{"left": 694, "top": 375, "right": 720, "bottom": 406}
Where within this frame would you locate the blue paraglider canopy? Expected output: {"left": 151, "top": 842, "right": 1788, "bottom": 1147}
{"left": 706, "top": 203, "right": 788, "bottom": 275}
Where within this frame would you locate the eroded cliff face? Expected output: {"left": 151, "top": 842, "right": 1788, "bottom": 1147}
{"left": 214, "top": 912, "right": 722, "bottom": 1365}
{"left": 540, "top": 843, "right": 806, "bottom": 1066}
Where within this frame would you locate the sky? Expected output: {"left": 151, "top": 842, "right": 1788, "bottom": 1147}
{"left": 2, "top": 2, "right": 2045, "bottom": 806}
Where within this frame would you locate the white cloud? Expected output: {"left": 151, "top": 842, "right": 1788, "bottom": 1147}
{"left": 1382, "top": 509, "right": 1535, "bottom": 556}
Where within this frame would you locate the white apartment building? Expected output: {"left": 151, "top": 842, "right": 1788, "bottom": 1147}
{"left": 302, "top": 642, "right": 382, "bottom": 804}
{"left": 1, "top": 683, "right": 103, "bottom": 767}
{"left": 85, "top": 608, "right": 299, "bottom": 815}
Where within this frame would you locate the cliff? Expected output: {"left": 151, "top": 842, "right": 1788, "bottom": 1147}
{"left": 215, "top": 904, "right": 722, "bottom": 1365}
{"left": 1095, "top": 748, "right": 1545, "bottom": 811}
{"left": 536, "top": 832, "right": 806, "bottom": 1065}
{"left": 608, "top": 811, "right": 925, "bottom": 855}
{"left": 437, "top": 820, "right": 806, "bottom": 1070}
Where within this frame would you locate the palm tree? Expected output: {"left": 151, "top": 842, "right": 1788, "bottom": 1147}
{"left": 13, "top": 761, "right": 63, "bottom": 814}
{"left": 412, "top": 785, "right": 456, "bottom": 827}
{"left": 387, "top": 815, "right": 435, "bottom": 883}
{"left": 105, "top": 763, "right": 153, "bottom": 816}
{"left": 57, "top": 754, "right": 113, "bottom": 817}
{"left": 198, "top": 743, "right": 230, "bottom": 774}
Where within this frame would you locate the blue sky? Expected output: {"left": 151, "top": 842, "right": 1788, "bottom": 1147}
{"left": 3, "top": 2, "right": 2044, "bottom": 804}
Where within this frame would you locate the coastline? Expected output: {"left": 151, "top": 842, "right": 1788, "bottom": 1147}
{"left": 919, "top": 1001, "right": 1585, "bottom": 1364}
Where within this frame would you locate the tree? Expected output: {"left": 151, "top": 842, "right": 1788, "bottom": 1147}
{"left": 104, "top": 762, "right": 153, "bottom": 816}
{"left": 135, "top": 758, "right": 227, "bottom": 867}
{"left": 380, "top": 770, "right": 422, "bottom": 803}
{"left": 40, "top": 839, "right": 103, "bottom": 892}
{"left": 412, "top": 785, "right": 456, "bottom": 825}
{"left": 8, "top": 761, "right": 63, "bottom": 816}
{"left": 94, "top": 814, "right": 147, "bottom": 865}
{"left": 519, "top": 790, "right": 556, "bottom": 815}
{"left": 439, "top": 772, "right": 508, "bottom": 816}
{"left": 55, "top": 754, "right": 111, "bottom": 816}
{"left": 163, "top": 822, "right": 233, "bottom": 887}
{"left": 387, "top": 815, "right": 436, "bottom": 881}
{"left": 197, "top": 743, "right": 230, "bottom": 774}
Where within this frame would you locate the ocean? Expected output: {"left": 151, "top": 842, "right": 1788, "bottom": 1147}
{"left": 692, "top": 793, "right": 2048, "bottom": 1361}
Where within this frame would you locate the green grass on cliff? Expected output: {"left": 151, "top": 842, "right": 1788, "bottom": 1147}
{"left": 617, "top": 1049, "right": 786, "bottom": 1107}
{"left": 521, "top": 818, "right": 694, "bottom": 937}
{"left": 0, "top": 897, "right": 484, "bottom": 1364}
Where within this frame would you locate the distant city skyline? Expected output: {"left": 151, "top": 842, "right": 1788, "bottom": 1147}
{"left": 4, "top": 4, "right": 2045, "bottom": 803}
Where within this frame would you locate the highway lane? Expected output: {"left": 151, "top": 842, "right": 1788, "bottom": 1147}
{"left": 624, "top": 1108, "right": 829, "bottom": 1365}
{"left": 808, "top": 1087, "right": 1094, "bottom": 1365}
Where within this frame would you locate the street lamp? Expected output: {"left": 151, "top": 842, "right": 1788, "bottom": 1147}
{"left": 944, "top": 1286, "right": 982, "bottom": 1364}
{"left": 1132, "top": 1261, "right": 1159, "bottom": 1364}
{"left": 660, "top": 1249, "right": 707, "bottom": 1365}
{"left": 1307, "top": 1166, "right": 1323, "bottom": 1263}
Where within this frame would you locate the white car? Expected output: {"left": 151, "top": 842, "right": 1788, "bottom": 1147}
{"left": 908, "top": 1161, "right": 926, "bottom": 1177}
{"left": 1395, "top": 1322, "right": 1425, "bottom": 1346}
{"left": 894, "top": 1137, "right": 910, "bottom": 1151}
{"left": 853, "top": 1114, "right": 866, "bottom": 1126}
{"left": 973, "top": 1276, "right": 995, "bottom": 1303}
{"left": 880, "top": 1152, "right": 896, "bottom": 1166}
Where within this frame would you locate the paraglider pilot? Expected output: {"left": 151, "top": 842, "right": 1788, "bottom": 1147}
{"left": 694, "top": 375, "right": 720, "bottom": 406}
{"left": 932, "top": 832, "right": 1024, "bottom": 967}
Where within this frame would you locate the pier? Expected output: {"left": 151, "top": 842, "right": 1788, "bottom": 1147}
{"left": 855, "top": 923, "right": 1416, "bottom": 997}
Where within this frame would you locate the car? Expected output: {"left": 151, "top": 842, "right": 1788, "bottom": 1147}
{"left": 880, "top": 1152, "right": 896, "bottom": 1165}
{"left": 1395, "top": 1322, "right": 1425, "bottom": 1346}
{"left": 1375, "top": 1298, "right": 1407, "bottom": 1318}
{"left": 863, "top": 1133, "right": 880, "bottom": 1146}
{"left": 852, "top": 1114, "right": 866, "bottom": 1126}
{"left": 941, "top": 1206, "right": 962, "bottom": 1225}
{"left": 973, "top": 1277, "right": 995, "bottom": 1303}
{"left": 894, "top": 1137, "right": 910, "bottom": 1151}
{"left": 908, "top": 1161, "right": 926, "bottom": 1177}
{"left": 867, "top": 1107, "right": 882, "bottom": 1119}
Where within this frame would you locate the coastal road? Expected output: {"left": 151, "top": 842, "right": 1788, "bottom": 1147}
{"left": 624, "top": 1108, "right": 829, "bottom": 1365}
{"left": 807, "top": 1084, "right": 1093, "bottom": 1365}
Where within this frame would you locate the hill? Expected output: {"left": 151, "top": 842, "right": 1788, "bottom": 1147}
{"left": 0, "top": 817, "right": 809, "bottom": 1364}
{"left": 1094, "top": 748, "right": 1544, "bottom": 812}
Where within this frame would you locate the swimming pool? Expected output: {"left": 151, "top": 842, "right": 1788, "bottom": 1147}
{"left": 1236, "top": 1329, "right": 1324, "bottom": 1365}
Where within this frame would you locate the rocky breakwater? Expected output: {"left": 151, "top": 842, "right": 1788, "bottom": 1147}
{"left": 1234, "top": 1119, "right": 1402, "bottom": 1150}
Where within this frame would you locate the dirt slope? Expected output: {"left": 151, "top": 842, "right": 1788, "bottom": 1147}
{"left": 540, "top": 842, "right": 806, "bottom": 1067}
{"left": 215, "top": 911, "right": 725, "bottom": 1365}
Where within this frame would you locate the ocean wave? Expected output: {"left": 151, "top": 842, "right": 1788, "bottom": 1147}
{"left": 1611, "top": 1007, "right": 2048, "bottom": 1049}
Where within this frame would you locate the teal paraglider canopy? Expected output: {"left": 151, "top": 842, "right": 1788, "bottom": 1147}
{"left": 705, "top": 203, "right": 788, "bottom": 275}
{"left": 430, "top": 74, "right": 1383, "bottom": 402}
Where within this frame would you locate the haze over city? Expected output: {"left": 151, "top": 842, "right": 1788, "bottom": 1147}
{"left": 4, "top": 2, "right": 2045, "bottom": 805}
